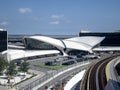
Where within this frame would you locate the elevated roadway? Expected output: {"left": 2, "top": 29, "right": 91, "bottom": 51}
{"left": 80, "top": 54, "right": 120, "bottom": 90}
{"left": 35, "top": 62, "right": 89, "bottom": 90}
{"left": 105, "top": 57, "right": 120, "bottom": 90}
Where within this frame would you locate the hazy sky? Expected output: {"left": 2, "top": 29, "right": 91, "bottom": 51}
{"left": 0, "top": 0, "right": 120, "bottom": 35}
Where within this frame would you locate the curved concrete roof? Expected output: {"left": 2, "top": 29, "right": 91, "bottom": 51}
{"left": 27, "top": 36, "right": 65, "bottom": 50}
{"left": 65, "top": 36, "right": 105, "bottom": 47}
{"left": 63, "top": 40, "right": 92, "bottom": 51}
{"left": 24, "top": 36, "right": 105, "bottom": 53}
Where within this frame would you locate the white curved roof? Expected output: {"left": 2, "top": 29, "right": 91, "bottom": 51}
{"left": 65, "top": 36, "right": 105, "bottom": 47}
{"left": 63, "top": 36, "right": 105, "bottom": 51}
{"left": 2, "top": 50, "right": 60, "bottom": 61}
{"left": 63, "top": 40, "right": 92, "bottom": 51}
{"left": 24, "top": 36, "right": 105, "bottom": 52}
{"left": 28, "top": 36, "right": 65, "bottom": 50}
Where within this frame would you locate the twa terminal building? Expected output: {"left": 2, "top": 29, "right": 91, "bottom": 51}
{"left": 24, "top": 36, "right": 105, "bottom": 56}
{"left": 3, "top": 31, "right": 120, "bottom": 61}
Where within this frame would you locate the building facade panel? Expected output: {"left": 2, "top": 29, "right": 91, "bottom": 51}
{"left": 0, "top": 31, "right": 7, "bottom": 52}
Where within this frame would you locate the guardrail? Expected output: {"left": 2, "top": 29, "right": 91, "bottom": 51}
{"left": 112, "top": 57, "right": 120, "bottom": 84}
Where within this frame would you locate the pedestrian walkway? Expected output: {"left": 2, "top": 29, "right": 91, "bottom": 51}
{"left": 14, "top": 69, "right": 45, "bottom": 90}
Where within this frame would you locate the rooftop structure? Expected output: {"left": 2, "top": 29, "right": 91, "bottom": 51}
{"left": 24, "top": 36, "right": 105, "bottom": 56}
{"left": 3, "top": 31, "right": 120, "bottom": 61}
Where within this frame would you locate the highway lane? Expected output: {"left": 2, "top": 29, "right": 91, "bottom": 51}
{"left": 37, "top": 64, "right": 89, "bottom": 90}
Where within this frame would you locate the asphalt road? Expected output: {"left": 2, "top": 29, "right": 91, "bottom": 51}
{"left": 37, "top": 64, "right": 88, "bottom": 90}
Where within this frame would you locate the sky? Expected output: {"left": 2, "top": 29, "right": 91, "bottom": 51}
{"left": 0, "top": 0, "right": 120, "bottom": 35}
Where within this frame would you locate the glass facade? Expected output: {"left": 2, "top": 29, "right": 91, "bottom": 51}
{"left": 0, "top": 31, "right": 7, "bottom": 52}
{"left": 24, "top": 38, "right": 58, "bottom": 50}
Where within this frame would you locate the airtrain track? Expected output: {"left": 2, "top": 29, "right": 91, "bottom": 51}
{"left": 80, "top": 54, "right": 120, "bottom": 90}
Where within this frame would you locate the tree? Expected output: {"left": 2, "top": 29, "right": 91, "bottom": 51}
{"left": 19, "top": 61, "right": 29, "bottom": 73}
{"left": 7, "top": 62, "right": 17, "bottom": 76}
{"left": 0, "top": 56, "right": 8, "bottom": 75}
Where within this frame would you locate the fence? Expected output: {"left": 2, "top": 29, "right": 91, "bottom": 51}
{"left": 15, "top": 53, "right": 113, "bottom": 90}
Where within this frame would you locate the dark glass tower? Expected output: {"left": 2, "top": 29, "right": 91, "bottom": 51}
{"left": 0, "top": 30, "right": 7, "bottom": 52}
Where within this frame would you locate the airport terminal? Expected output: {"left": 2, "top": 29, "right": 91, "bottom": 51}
{"left": 1, "top": 29, "right": 120, "bottom": 90}
{"left": 1, "top": 30, "right": 120, "bottom": 62}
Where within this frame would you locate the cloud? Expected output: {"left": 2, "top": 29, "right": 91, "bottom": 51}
{"left": 49, "top": 14, "right": 71, "bottom": 25}
{"left": 50, "top": 21, "right": 60, "bottom": 25}
{"left": 0, "top": 21, "right": 9, "bottom": 26}
{"left": 51, "top": 14, "right": 64, "bottom": 19}
{"left": 19, "top": 8, "right": 32, "bottom": 14}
